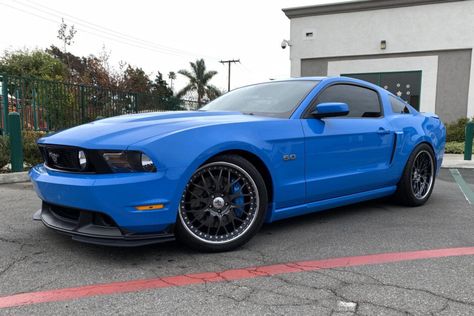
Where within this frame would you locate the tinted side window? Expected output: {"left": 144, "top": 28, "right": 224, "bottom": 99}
{"left": 390, "top": 96, "right": 410, "bottom": 114}
{"left": 315, "top": 84, "right": 381, "bottom": 118}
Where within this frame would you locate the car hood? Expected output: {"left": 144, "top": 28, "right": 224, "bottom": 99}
{"left": 38, "top": 111, "right": 275, "bottom": 149}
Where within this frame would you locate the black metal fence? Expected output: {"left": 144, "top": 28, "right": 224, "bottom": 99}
{"left": 0, "top": 73, "right": 199, "bottom": 133}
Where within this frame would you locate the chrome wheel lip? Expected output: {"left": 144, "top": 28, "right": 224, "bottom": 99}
{"left": 410, "top": 150, "right": 434, "bottom": 200}
{"left": 178, "top": 161, "right": 260, "bottom": 245}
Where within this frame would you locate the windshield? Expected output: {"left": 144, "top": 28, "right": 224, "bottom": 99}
{"left": 201, "top": 80, "right": 319, "bottom": 118}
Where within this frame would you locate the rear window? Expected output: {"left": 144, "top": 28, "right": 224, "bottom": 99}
{"left": 390, "top": 96, "right": 410, "bottom": 114}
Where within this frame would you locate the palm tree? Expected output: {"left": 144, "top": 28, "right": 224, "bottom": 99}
{"left": 177, "top": 59, "right": 221, "bottom": 108}
{"left": 168, "top": 71, "right": 176, "bottom": 90}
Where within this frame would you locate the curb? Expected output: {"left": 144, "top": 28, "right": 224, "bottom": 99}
{"left": 0, "top": 171, "right": 30, "bottom": 184}
{"left": 441, "top": 164, "right": 474, "bottom": 169}
{"left": 441, "top": 154, "right": 474, "bottom": 169}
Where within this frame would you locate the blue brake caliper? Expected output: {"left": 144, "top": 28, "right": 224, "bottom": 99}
{"left": 231, "top": 180, "right": 244, "bottom": 217}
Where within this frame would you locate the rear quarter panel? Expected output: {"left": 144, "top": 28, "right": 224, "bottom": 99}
{"left": 387, "top": 111, "right": 446, "bottom": 179}
{"left": 375, "top": 85, "right": 445, "bottom": 180}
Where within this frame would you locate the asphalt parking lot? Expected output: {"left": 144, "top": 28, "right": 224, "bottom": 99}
{"left": 0, "top": 168, "right": 474, "bottom": 315}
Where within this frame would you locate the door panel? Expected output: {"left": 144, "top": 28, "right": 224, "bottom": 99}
{"left": 302, "top": 118, "right": 395, "bottom": 202}
{"left": 302, "top": 83, "right": 396, "bottom": 203}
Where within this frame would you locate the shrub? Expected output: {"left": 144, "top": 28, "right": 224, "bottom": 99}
{"left": 0, "top": 131, "right": 46, "bottom": 170}
{"left": 23, "top": 131, "right": 47, "bottom": 167}
{"left": 445, "top": 117, "right": 470, "bottom": 142}
{"left": 445, "top": 141, "right": 466, "bottom": 154}
{"left": 0, "top": 136, "right": 9, "bottom": 168}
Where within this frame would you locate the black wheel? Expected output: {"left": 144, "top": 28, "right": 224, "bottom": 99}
{"left": 395, "top": 143, "right": 436, "bottom": 206}
{"left": 176, "top": 155, "right": 268, "bottom": 252}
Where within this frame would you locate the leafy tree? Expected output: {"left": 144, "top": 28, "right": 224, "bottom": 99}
{"left": 177, "top": 59, "right": 221, "bottom": 107}
{"left": 0, "top": 49, "right": 67, "bottom": 80}
{"left": 149, "top": 72, "right": 184, "bottom": 111}
{"left": 47, "top": 45, "right": 82, "bottom": 74}
{"left": 152, "top": 72, "right": 173, "bottom": 97}
{"left": 57, "top": 18, "right": 77, "bottom": 72}
{"left": 47, "top": 45, "right": 116, "bottom": 88}
{"left": 119, "top": 66, "right": 151, "bottom": 93}
{"left": 57, "top": 18, "right": 76, "bottom": 53}
{"left": 0, "top": 49, "right": 73, "bottom": 130}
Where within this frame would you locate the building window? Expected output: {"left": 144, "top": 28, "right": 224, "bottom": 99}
{"left": 342, "top": 71, "right": 421, "bottom": 110}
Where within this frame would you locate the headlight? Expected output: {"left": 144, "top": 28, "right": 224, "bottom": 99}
{"left": 102, "top": 151, "right": 156, "bottom": 173}
{"left": 78, "top": 150, "right": 87, "bottom": 170}
{"left": 140, "top": 154, "right": 155, "bottom": 172}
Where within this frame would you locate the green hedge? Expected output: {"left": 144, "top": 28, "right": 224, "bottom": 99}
{"left": 0, "top": 131, "right": 46, "bottom": 170}
{"left": 445, "top": 141, "right": 465, "bottom": 154}
{"left": 446, "top": 117, "right": 471, "bottom": 142}
{"left": 0, "top": 136, "right": 9, "bottom": 169}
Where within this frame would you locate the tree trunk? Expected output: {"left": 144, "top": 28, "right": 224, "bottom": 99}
{"left": 197, "top": 94, "right": 202, "bottom": 110}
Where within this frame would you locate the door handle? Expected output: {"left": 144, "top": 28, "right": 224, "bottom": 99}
{"left": 377, "top": 128, "right": 391, "bottom": 135}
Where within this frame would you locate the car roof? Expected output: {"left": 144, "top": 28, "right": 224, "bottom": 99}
{"left": 245, "top": 76, "right": 386, "bottom": 95}
{"left": 283, "top": 76, "right": 328, "bottom": 82}
{"left": 277, "top": 76, "right": 383, "bottom": 90}
{"left": 274, "top": 76, "right": 378, "bottom": 86}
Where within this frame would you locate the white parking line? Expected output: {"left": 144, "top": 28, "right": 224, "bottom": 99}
{"left": 449, "top": 169, "right": 474, "bottom": 205}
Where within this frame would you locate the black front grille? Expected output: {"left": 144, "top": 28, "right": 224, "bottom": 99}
{"left": 49, "top": 203, "right": 81, "bottom": 222}
{"left": 40, "top": 146, "right": 81, "bottom": 172}
{"left": 38, "top": 145, "right": 112, "bottom": 173}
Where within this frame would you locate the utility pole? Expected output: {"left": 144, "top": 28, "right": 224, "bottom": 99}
{"left": 219, "top": 59, "right": 240, "bottom": 92}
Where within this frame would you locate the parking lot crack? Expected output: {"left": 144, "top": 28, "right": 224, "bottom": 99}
{"left": 305, "top": 267, "right": 473, "bottom": 314}
{"left": 263, "top": 268, "right": 448, "bottom": 315}
{"left": 0, "top": 256, "right": 28, "bottom": 277}
{"left": 331, "top": 268, "right": 474, "bottom": 308}
{"left": 0, "top": 236, "right": 26, "bottom": 246}
{"left": 432, "top": 300, "right": 450, "bottom": 316}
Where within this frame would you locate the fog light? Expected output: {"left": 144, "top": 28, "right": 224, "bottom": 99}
{"left": 135, "top": 204, "right": 164, "bottom": 211}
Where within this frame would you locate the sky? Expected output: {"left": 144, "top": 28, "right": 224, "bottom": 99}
{"left": 0, "top": 0, "right": 351, "bottom": 93}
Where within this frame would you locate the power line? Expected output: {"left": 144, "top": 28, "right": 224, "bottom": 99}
{"left": 0, "top": 3, "right": 177, "bottom": 58}
{"left": 20, "top": 0, "right": 217, "bottom": 59}
{"left": 0, "top": 0, "right": 219, "bottom": 61}
{"left": 236, "top": 62, "right": 271, "bottom": 82}
{"left": 219, "top": 59, "right": 240, "bottom": 92}
{"left": 22, "top": 0, "right": 174, "bottom": 51}
{"left": 20, "top": 0, "right": 218, "bottom": 59}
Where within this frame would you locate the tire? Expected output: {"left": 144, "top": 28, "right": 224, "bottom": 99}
{"left": 176, "top": 155, "right": 268, "bottom": 252}
{"left": 394, "top": 143, "right": 436, "bottom": 206}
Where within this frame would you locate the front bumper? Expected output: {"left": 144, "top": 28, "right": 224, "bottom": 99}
{"left": 34, "top": 202, "right": 175, "bottom": 247}
{"left": 29, "top": 163, "right": 186, "bottom": 236}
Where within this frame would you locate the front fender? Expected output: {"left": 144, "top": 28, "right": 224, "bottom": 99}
{"left": 129, "top": 120, "right": 306, "bottom": 216}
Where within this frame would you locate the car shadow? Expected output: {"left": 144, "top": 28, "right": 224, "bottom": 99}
{"left": 41, "top": 197, "right": 406, "bottom": 259}
{"left": 260, "top": 197, "right": 404, "bottom": 233}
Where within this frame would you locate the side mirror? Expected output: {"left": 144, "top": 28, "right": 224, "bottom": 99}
{"left": 311, "top": 102, "right": 349, "bottom": 118}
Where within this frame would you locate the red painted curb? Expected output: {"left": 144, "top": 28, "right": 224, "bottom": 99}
{"left": 1, "top": 246, "right": 474, "bottom": 309}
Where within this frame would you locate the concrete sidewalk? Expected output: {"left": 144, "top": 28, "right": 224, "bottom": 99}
{"left": 442, "top": 154, "right": 474, "bottom": 169}
{"left": 0, "top": 171, "right": 29, "bottom": 184}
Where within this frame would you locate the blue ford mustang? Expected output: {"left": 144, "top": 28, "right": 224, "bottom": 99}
{"left": 30, "top": 77, "right": 446, "bottom": 251}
